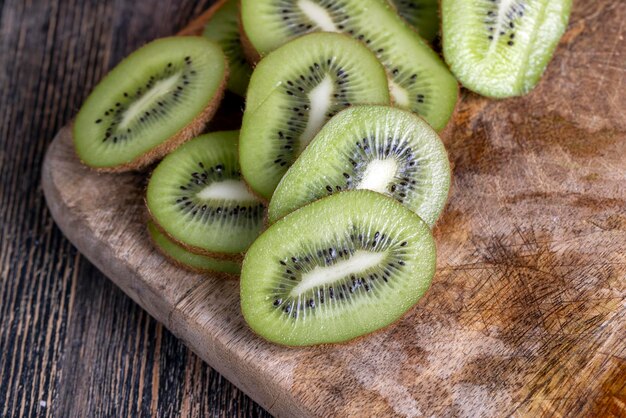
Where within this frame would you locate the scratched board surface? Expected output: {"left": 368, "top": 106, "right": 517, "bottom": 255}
{"left": 42, "top": 0, "right": 625, "bottom": 416}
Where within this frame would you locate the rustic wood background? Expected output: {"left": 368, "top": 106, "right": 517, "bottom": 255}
{"left": 0, "top": 0, "right": 270, "bottom": 416}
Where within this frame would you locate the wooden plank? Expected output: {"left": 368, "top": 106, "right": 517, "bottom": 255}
{"left": 41, "top": 0, "right": 626, "bottom": 416}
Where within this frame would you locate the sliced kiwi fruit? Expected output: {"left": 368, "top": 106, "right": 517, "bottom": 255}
{"left": 239, "top": 32, "right": 390, "bottom": 200}
{"left": 147, "top": 221, "right": 240, "bottom": 277}
{"left": 146, "top": 131, "right": 265, "bottom": 258}
{"left": 388, "top": 0, "right": 439, "bottom": 42}
{"left": 73, "top": 37, "right": 227, "bottom": 171}
{"left": 241, "top": 190, "right": 436, "bottom": 346}
{"left": 442, "top": 0, "right": 572, "bottom": 98}
{"left": 202, "top": 0, "right": 252, "bottom": 96}
{"left": 240, "top": 0, "right": 458, "bottom": 131}
{"left": 269, "top": 105, "right": 450, "bottom": 226}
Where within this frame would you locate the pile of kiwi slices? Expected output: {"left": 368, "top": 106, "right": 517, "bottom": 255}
{"left": 72, "top": 0, "right": 571, "bottom": 346}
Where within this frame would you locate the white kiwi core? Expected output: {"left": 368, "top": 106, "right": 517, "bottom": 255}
{"left": 196, "top": 180, "right": 258, "bottom": 201}
{"left": 388, "top": 79, "right": 410, "bottom": 108}
{"left": 356, "top": 158, "right": 399, "bottom": 194}
{"left": 289, "top": 250, "right": 387, "bottom": 296}
{"left": 119, "top": 73, "right": 181, "bottom": 129}
{"left": 297, "top": 0, "right": 340, "bottom": 32}
{"left": 299, "top": 74, "right": 335, "bottom": 151}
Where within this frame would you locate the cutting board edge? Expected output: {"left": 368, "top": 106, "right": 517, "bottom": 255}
{"left": 41, "top": 127, "right": 312, "bottom": 418}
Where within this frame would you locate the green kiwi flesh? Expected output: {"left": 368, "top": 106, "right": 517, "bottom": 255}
{"left": 389, "top": 0, "right": 439, "bottom": 42}
{"left": 240, "top": 0, "right": 458, "bottom": 131}
{"left": 147, "top": 221, "right": 241, "bottom": 276}
{"left": 442, "top": 0, "right": 572, "bottom": 98}
{"left": 73, "top": 37, "right": 227, "bottom": 171}
{"left": 146, "top": 131, "right": 264, "bottom": 257}
{"left": 239, "top": 32, "right": 390, "bottom": 200}
{"left": 202, "top": 0, "right": 252, "bottom": 96}
{"left": 241, "top": 190, "right": 436, "bottom": 346}
{"left": 269, "top": 105, "right": 450, "bottom": 226}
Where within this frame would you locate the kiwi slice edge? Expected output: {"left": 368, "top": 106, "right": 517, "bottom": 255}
{"left": 241, "top": 190, "right": 436, "bottom": 346}
{"left": 146, "top": 131, "right": 265, "bottom": 261}
{"left": 269, "top": 105, "right": 451, "bottom": 227}
{"left": 73, "top": 36, "right": 228, "bottom": 172}
{"left": 239, "top": 31, "right": 391, "bottom": 200}
{"left": 147, "top": 220, "right": 241, "bottom": 278}
{"left": 441, "top": 0, "right": 572, "bottom": 98}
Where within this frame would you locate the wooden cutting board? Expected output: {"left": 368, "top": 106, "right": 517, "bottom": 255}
{"left": 42, "top": 1, "right": 625, "bottom": 416}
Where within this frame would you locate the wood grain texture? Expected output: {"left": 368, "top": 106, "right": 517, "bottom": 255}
{"left": 40, "top": 0, "right": 626, "bottom": 417}
{"left": 0, "top": 0, "right": 269, "bottom": 416}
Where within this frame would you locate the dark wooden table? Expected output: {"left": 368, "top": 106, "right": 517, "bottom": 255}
{"left": 0, "top": 1, "right": 271, "bottom": 416}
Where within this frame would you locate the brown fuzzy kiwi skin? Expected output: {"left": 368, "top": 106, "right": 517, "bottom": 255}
{"left": 146, "top": 223, "right": 240, "bottom": 280}
{"left": 237, "top": 12, "right": 261, "bottom": 65}
{"left": 76, "top": 58, "right": 228, "bottom": 173}
{"left": 176, "top": 0, "right": 229, "bottom": 36}
{"left": 240, "top": 191, "right": 437, "bottom": 347}
{"left": 243, "top": 177, "right": 270, "bottom": 206}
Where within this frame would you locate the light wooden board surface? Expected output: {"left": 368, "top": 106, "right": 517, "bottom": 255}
{"left": 42, "top": 1, "right": 626, "bottom": 416}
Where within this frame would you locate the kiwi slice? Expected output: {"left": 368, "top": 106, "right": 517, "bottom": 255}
{"left": 240, "top": 0, "right": 458, "bottom": 131}
{"left": 241, "top": 190, "right": 436, "bottom": 346}
{"left": 202, "top": 0, "right": 252, "bottom": 96}
{"left": 239, "top": 32, "right": 390, "bottom": 200}
{"left": 389, "top": 0, "right": 439, "bottom": 42}
{"left": 147, "top": 221, "right": 240, "bottom": 277}
{"left": 146, "top": 131, "right": 265, "bottom": 258}
{"left": 269, "top": 105, "right": 450, "bottom": 226}
{"left": 73, "top": 37, "right": 227, "bottom": 171}
{"left": 442, "top": 0, "right": 572, "bottom": 98}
